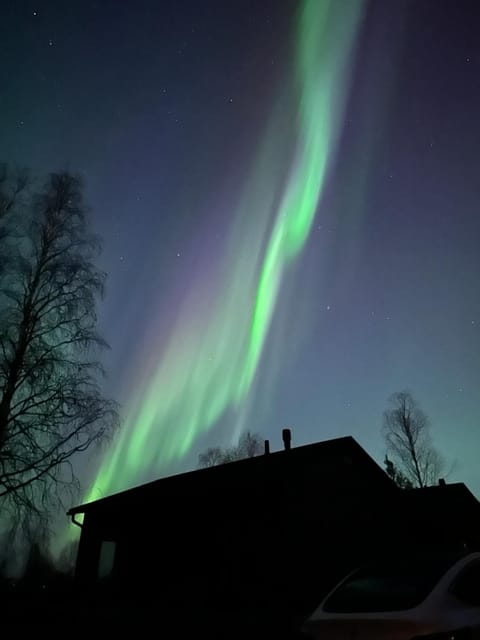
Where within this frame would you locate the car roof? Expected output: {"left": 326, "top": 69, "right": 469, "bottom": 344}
{"left": 320, "top": 550, "right": 480, "bottom": 605}
{"left": 355, "top": 547, "right": 478, "bottom": 571}
{"left": 309, "top": 552, "right": 480, "bottom": 621}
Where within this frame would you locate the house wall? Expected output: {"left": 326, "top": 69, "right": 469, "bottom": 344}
{"left": 73, "top": 447, "right": 400, "bottom": 626}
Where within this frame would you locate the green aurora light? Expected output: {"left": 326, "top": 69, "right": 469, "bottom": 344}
{"left": 79, "top": 0, "right": 365, "bottom": 507}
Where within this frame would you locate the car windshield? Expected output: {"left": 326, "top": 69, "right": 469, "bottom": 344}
{"left": 323, "top": 551, "right": 464, "bottom": 613}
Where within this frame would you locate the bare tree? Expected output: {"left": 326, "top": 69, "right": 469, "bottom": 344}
{"left": 0, "top": 163, "right": 29, "bottom": 220}
{"left": 198, "top": 431, "right": 263, "bottom": 468}
{"left": 382, "top": 391, "right": 444, "bottom": 488}
{"left": 236, "top": 431, "right": 263, "bottom": 458}
{"left": 0, "top": 170, "right": 118, "bottom": 531}
{"left": 0, "top": 165, "right": 29, "bottom": 277}
{"left": 384, "top": 455, "right": 413, "bottom": 489}
{"left": 198, "top": 446, "right": 229, "bottom": 468}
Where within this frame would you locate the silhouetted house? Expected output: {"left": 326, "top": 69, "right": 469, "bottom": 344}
{"left": 67, "top": 434, "right": 480, "bottom": 632}
{"left": 68, "top": 435, "right": 399, "bottom": 627}
{"left": 401, "top": 482, "right": 480, "bottom": 550}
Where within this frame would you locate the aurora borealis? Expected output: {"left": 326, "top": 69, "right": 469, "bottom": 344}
{"left": 2, "top": 0, "right": 480, "bottom": 521}
{"left": 82, "top": 0, "right": 364, "bottom": 503}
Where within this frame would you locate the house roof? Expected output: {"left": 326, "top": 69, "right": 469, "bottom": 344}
{"left": 404, "top": 482, "right": 480, "bottom": 518}
{"left": 400, "top": 482, "right": 480, "bottom": 549}
{"left": 67, "top": 435, "right": 397, "bottom": 516}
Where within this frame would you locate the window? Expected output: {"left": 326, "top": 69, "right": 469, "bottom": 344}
{"left": 451, "top": 562, "right": 480, "bottom": 607}
{"left": 98, "top": 540, "right": 116, "bottom": 580}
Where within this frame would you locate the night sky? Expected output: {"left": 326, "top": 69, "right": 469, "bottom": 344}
{"left": 2, "top": 0, "right": 480, "bottom": 501}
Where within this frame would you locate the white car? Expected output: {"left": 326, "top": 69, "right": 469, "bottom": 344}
{"left": 302, "top": 549, "right": 480, "bottom": 640}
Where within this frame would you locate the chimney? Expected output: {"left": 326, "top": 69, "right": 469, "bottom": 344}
{"left": 264, "top": 439, "right": 270, "bottom": 455}
{"left": 282, "top": 428, "right": 292, "bottom": 451}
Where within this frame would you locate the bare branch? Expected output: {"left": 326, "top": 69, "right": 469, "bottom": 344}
{"left": 197, "top": 431, "right": 263, "bottom": 468}
{"left": 382, "top": 390, "right": 444, "bottom": 488}
{"left": 0, "top": 167, "right": 119, "bottom": 532}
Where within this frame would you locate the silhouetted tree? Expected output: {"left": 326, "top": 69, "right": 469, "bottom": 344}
{"left": 198, "top": 431, "right": 263, "bottom": 468}
{"left": 0, "top": 169, "right": 118, "bottom": 530}
{"left": 382, "top": 391, "right": 444, "bottom": 488}
{"left": 384, "top": 455, "right": 414, "bottom": 489}
{"left": 236, "top": 431, "right": 264, "bottom": 458}
{"left": 0, "top": 164, "right": 28, "bottom": 221}
{"left": 0, "top": 165, "right": 29, "bottom": 276}
{"left": 23, "top": 541, "right": 59, "bottom": 585}
{"left": 56, "top": 539, "right": 78, "bottom": 576}
{"left": 198, "top": 446, "right": 230, "bottom": 468}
